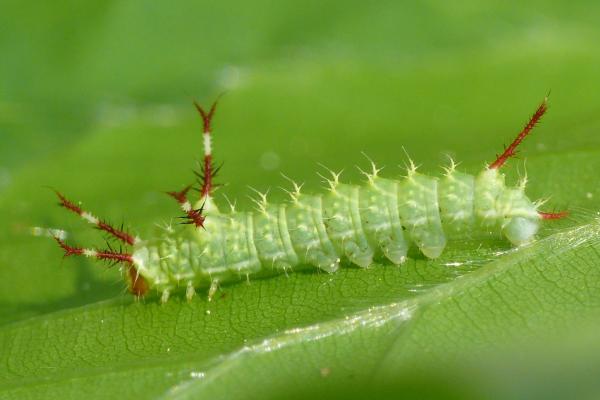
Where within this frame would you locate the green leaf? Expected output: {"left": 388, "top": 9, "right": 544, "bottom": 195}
{"left": 2, "top": 2, "right": 600, "bottom": 399}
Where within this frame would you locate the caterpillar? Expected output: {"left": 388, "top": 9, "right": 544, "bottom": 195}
{"left": 50, "top": 95, "right": 567, "bottom": 302}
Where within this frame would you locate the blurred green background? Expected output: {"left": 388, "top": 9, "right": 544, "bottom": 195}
{"left": 2, "top": 1, "right": 600, "bottom": 399}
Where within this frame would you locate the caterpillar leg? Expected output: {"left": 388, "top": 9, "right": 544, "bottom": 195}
{"left": 208, "top": 279, "right": 219, "bottom": 302}
{"left": 186, "top": 281, "right": 195, "bottom": 302}
{"left": 180, "top": 280, "right": 219, "bottom": 303}
{"left": 161, "top": 289, "right": 171, "bottom": 304}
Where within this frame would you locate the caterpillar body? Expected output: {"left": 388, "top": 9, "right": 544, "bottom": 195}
{"left": 51, "top": 96, "right": 567, "bottom": 302}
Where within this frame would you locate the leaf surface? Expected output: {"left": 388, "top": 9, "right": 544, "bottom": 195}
{"left": 1, "top": 2, "right": 600, "bottom": 399}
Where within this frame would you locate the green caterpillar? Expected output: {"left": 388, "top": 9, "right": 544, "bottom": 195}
{"left": 51, "top": 96, "right": 566, "bottom": 302}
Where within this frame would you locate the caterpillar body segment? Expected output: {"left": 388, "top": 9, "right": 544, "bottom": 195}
{"left": 322, "top": 183, "right": 373, "bottom": 268}
{"left": 50, "top": 95, "right": 568, "bottom": 301}
{"left": 286, "top": 193, "right": 340, "bottom": 272}
{"left": 437, "top": 169, "right": 476, "bottom": 236}
{"left": 253, "top": 202, "right": 299, "bottom": 272}
{"left": 398, "top": 171, "right": 446, "bottom": 259}
{"left": 359, "top": 177, "right": 409, "bottom": 265}
{"left": 131, "top": 168, "right": 545, "bottom": 299}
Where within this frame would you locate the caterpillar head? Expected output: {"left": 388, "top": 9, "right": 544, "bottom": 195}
{"left": 127, "top": 264, "right": 149, "bottom": 297}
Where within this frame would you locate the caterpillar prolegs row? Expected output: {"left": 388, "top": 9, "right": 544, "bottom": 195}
{"left": 50, "top": 96, "right": 568, "bottom": 302}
